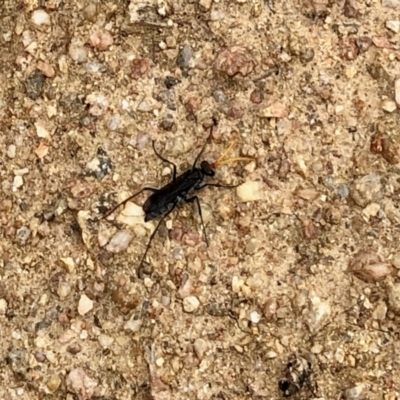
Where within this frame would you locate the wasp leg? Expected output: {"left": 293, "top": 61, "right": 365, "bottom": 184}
{"left": 100, "top": 187, "right": 158, "bottom": 220}
{"left": 152, "top": 141, "right": 177, "bottom": 181}
{"left": 138, "top": 207, "right": 175, "bottom": 278}
{"left": 192, "top": 118, "right": 218, "bottom": 168}
{"left": 185, "top": 195, "right": 209, "bottom": 246}
{"left": 197, "top": 182, "right": 240, "bottom": 190}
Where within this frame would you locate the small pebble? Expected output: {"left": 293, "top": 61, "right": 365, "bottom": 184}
{"left": 69, "top": 42, "right": 88, "bottom": 63}
{"left": 105, "top": 230, "right": 133, "bottom": 253}
{"left": 200, "top": 0, "right": 212, "bottom": 9}
{"left": 98, "top": 334, "right": 114, "bottom": 348}
{"left": 37, "top": 61, "right": 55, "bottom": 78}
{"left": 232, "top": 276, "right": 244, "bottom": 293}
{"left": 236, "top": 181, "right": 263, "bottom": 202}
{"left": 306, "top": 295, "right": 331, "bottom": 332}
{"left": 382, "top": 99, "right": 397, "bottom": 113}
{"left": 6, "top": 144, "right": 16, "bottom": 158}
{"left": 388, "top": 283, "right": 400, "bottom": 315}
{"left": 382, "top": 0, "right": 399, "bottom": 8}
{"left": 16, "top": 226, "right": 30, "bottom": 243}
{"left": 0, "top": 298, "right": 7, "bottom": 315}
{"left": 249, "top": 311, "right": 261, "bottom": 324}
{"left": 124, "top": 316, "right": 143, "bottom": 332}
{"left": 78, "top": 294, "right": 93, "bottom": 316}
{"left": 183, "top": 296, "right": 200, "bottom": 312}
{"left": 31, "top": 9, "right": 51, "bottom": 26}
{"left": 176, "top": 45, "right": 194, "bottom": 69}
{"left": 57, "top": 282, "right": 71, "bottom": 299}
{"left": 83, "top": 3, "right": 98, "bottom": 22}
{"left": 215, "top": 46, "right": 255, "bottom": 77}
{"left": 66, "top": 368, "right": 98, "bottom": 398}
{"left": 395, "top": 79, "right": 400, "bottom": 106}
{"left": 12, "top": 175, "right": 23, "bottom": 190}
{"left": 46, "top": 375, "right": 61, "bottom": 393}
{"left": 107, "top": 114, "right": 120, "bottom": 131}
{"left": 194, "top": 338, "right": 208, "bottom": 359}
{"left": 14, "top": 167, "right": 29, "bottom": 176}
{"left": 348, "top": 250, "right": 392, "bottom": 282}
{"left": 89, "top": 31, "right": 113, "bottom": 51}
{"left": 259, "top": 101, "right": 288, "bottom": 118}
{"left": 386, "top": 20, "right": 400, "bottom": 32}
{"left": 372, "top": 300, "right": 387, "bottom": 320}
{"left": 334, "top": 347, "right": 345, "bottom": 363}
{"left": 344, "top": 384, "right": 366, "bottom": 400}
{"left": 350, "top": 173, "right": 384, "bottom": 207}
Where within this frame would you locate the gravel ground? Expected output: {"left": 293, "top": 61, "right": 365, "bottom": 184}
{"left": 1, "top": 1, "right": 400, "bottom": 399}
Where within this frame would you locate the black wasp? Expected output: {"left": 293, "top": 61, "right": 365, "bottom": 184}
{"left": 279, "top": 355, "right": 316, "bottom": 398}
{"left": 101, "top": 120, "right": 251, "bottom": 276}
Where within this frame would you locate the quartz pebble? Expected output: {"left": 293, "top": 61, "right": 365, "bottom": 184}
{"left": 386, "top": 20, "right": 400, "bottom": 32}
{"left": 183, "top": 296, "right": 200, "bottom": 312}
{"left": 46, "top": 375, "right": 61, "bottom": 393}
{"left": 395, "top": 79, "right": 400, "bottom": 106}
{"left": 78, "top": 294, "right": 93, "bottom": 316}
{"left": 7, "top": 144, "right": 16, "bottom": 158}
{"left": 194, "top": 338, "right": 208, "bottom": 359}
{"left": 0, "top": 299, "right": 7, "bottom": 315}
{"left": 348, "top": 250, "right": 392, "bottom": 282}
{"left": 66, "top": 368, "right": 98, "bottom": 399}
{"left": 382, "top": 99, "right": 397, "bottom": 113}
{"left": 98, "top": 334, "right": 114, "bottom": 348}
{"left": 124, "top": 316, "right": 143, "bottom": 332}
{"left": 306, "top": 295, "right": 331, "bottom": 332}
{"left": 89, "top": 31, "right": 113, "bottom": 51}
{"left": 388, "top": 283, "right": 400, "bottom": 315}
{"left": 31, "top": 9, "right": 51, "bottom": 26}
{"left": 249, "top": 311, "right": 261, "bottom": 324}
{"left": 105, "top": 230, "right": 133, "bottom": 253}
{"left": 13, "top": 176, "right": 23, "bottom": 190}
{"left": 382, "top": 0, "right": 399, "bottom": 8}
{"left": 350, "top": 173, "right": 384, "bottom": 207}
{"left": 344, "top": 384, "right": 366, "bottom": 400}
{"left": 236, "top": 181, "right": 263, "bottom": 202}
{"left": 176, "top": 45, "right": 194, "bottom": 69}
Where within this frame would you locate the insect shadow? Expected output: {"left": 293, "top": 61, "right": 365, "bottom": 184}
{"left": 101, "top": 121, "right": 251, "bottom": 277}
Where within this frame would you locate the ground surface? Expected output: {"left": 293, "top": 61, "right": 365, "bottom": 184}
{"left": 0, "top": 0, "right": 400, "bottom": 399}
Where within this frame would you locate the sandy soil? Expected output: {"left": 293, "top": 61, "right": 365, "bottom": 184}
{"left": 0, "top": 0, "right": 399, "bottom": 399}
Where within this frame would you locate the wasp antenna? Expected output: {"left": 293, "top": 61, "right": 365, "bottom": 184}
{"left": 213, "top": 157, "right": 254, "bottom": 168}
{"left": 213, "top": 140, "right": 237, "bottom": 166}
{"left": 212, "top": 139, "right": 254, "bottom": 168}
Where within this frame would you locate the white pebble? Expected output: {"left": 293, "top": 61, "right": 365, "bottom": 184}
{"left": 386, "top": 20, "right": 400, "bottom": 32}
{"left": 89, "top": 31, "right": 113, "bottom": 51}
{"left": 78, "top": 294, "right": 93, "bottom": 316}
{"left": 395, "top": 79, "right": 400, "bottom": 106}
{"left": 306, "top": 295, "right": 331, "bottom": 332}
{"left": 388, "top": 283, "right": 400, "bottom": 315}
{"left": 107, "top": 114, "right": 120, "bottom": 131}
{"left": 249, "top": 310, "right": 261, "bottom": 324}
{"left": 0, "top": 298, "right": 7, "bottom": 315}
{"left": 232, "top": 276, "right": 243, "bottom": 293}
{"left": 183, "top": 296, "right": 200, "bottom": 312}
{"left": 105, "top": 230, "right": 133, "bottom": 253}
{"left": 7, "top": 145, "right": 16, "bottom": 158}
{"left": 66, "top": 368, "right": 97, "bottom": 398}
{"left": 98, "top": 334, "right": 114, "bottom": 347}
{"left": 35, "top": 121, "right": 50, "bottom": 138}
{"left": 13, "top": 176, "right": 23, "bottom": 190}
{"left": 14, "top": 167, "right": 29, "bottom": 176}
{"left": 382, "top": 99, "right": 397, "bottom": 113}
{"left": 31, "top": 9, "right": 51, "bottom": 26}
{"left": 236, "top": 181, "right": 263, "bottom": 202}
{"left": 124, "top": 316, "right": 143, "bottom": 332}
